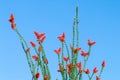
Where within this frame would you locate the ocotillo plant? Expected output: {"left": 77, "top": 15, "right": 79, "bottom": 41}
{"left": 9, "top": 12, "right": 51, "bottom": 80}
{"left": 9, "top": 6, "right": 106, "bottom": 80}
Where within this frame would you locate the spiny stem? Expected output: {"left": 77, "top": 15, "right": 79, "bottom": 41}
{"left": 34, "top": 47, "right": 45, "bottom": 77}
{"left": 15, "top": 28, "right": 36, "bottom": 79}
{"left": 61, "top": 42, "right": 65, "bottom": 80}
{"left": 75, "top": 5, "right": 79, "bottom": 64}
{"left": 64, "top": 41, "right": 70, "bottom": 63}
{"left": 79, "top": 72, "right": 82, "bottom": 80}
{"left": 83, "top": 57, "right": 87, "bottom": 70}
{"left": 65, "top": 61, "right": 68, "bottom": 80}
{"left": 72, "top": 18, "right": 76, "bottom": 64}
{"left": 62, "top": 42, "right": 64, "bottom": 67}
{"left": 20, "top": 40, "right": 34, "bottom": 76}
{"left": 83, "top": 46, "right": 92, "bottom": 70}
{"left": 58, "top": 54, "right": 60, "bottom": 64}
{"left": 99, "top": 67, "right": 104, "bottom": 78}
{"left": 86, "top": 46, "right": 91, "bottom": 61}
{"left": 39, "top": 42, "right": 51, "bottom": 80}
{"left": 90, "top": 72, "right": 94, "bottom": 80}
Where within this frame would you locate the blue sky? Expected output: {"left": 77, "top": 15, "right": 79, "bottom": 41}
{"left": 0, "top": 0, "right": 120, "bottom": 80}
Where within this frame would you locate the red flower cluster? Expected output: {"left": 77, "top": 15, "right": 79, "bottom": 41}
{"left": 76, "top": 62, "right": 82, "bottom": 72}
{"left": 30, "top": 41, "right": 36, "bottom": 47}
{"left": 66, "top": 63, "right": 73, "bottom": 75}
{"left": 57, "top": 32, "right": 65, "bottom": 42}
{"left": 44, "top": 76, "right": 49, "bottom": 80}
{"left": 102, "top": 60, "right": 106, "bottom": 67}
{"left": 71, "top": 46, "right": 81, "bottom": 54}
{"left": 83, "top": 69, "right": 90, "bottom": 74}
{"left": 96, "top": 76, "right": 100, "bottom": 80}
{"left": 54, "top": 48, "right": 61, "bottom": 55}
{"left": 34, "top": 31, "right": 46, "bottom": 43}
{"left": 63, "top": 57, "right": 69, "bottom": 62}
{"left": 35, "top": 72, "right": 40, "bottom": 79}
{"left": 88, "top": 39, "right": 96, "bottom": 46}
{"left": 9, "top": 10, "right": 106, "bottom": 80}
{"left": 93, "top": 67, "right": 98, "bottom": 73}
{"left": 9, "top": 14, "right": 16, "bottom": 29}
{"left": 81, "top": 51, "right": 89, "bottom": 56}
{"left": 32, "top": 55, "right": 38, "bottom": 61}
{"left": 25, "top": 48, "right": 30, "bottom": 53}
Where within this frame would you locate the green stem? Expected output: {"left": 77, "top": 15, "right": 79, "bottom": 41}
{"left": 83, "top": 46, "right": 92, "bottom": 70}
{"left": 72, "top": 18, "right": 76, "bottom": 64}
{"left": 75, "top": 72, "right": 80, "bottom": 80}
{"left": 88, "top": 74, "right": 90, "bottom": 80}
{"left": 39, "top": 42, "right": 51, "bottom": 80}
{"left": 83, "top": 57, "right": 87, "bottom": 70}
{"left": 86, "top": 46, "right": 91, "bottom": 61}
{"left": 61, "top": 72, "right": 66, "bottom": 80}
{"left": 15, "top": 28, "right": 35, "bottom": 79}
{"left": 66, "top": 61, "right": 68, "bottom": 80}
{"left": 34, "top": 47, "right": 45, "bottom": 77}
{"left": 79, "top": 72, "right": 82, "bottom": 80}
{"left": 39, "top": 42, "right": 45, "bottom": 57}
{"left": 99, "top": 67, "right": 104, "bottom": 78}
{"left": 61, "top": 42, "right": 65, "bottom": 80}
{"left": 58, "top": 54, "right": 60, "bottom": 64}
{"left": 75, "top": 5, "right": 79, "bottom": 64}
{"left": 64, "top": 41, "right": 70, "bottom": 63}
{"left": 38, "top": 60, "right": 44, "bottom": 77}
{"left": 70, "top": 66, "right": 76, "bottom": 80}
{"left": 90, "top": 72, "right": 94, "bottom": 80}
{"left": 20, "top": 40, "right": 34, "bottom": 75}
{"left": 62, "top": 42, "right": 64, "bottom": 67}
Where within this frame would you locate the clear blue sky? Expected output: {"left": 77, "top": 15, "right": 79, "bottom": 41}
{"left": 0, "top": 0, "right": 120, "bottom": 80}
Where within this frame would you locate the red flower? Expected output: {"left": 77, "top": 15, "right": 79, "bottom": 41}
{"left": 43, "top": 57, "right": 48, "bottom": 64}
{"left": 76, "top": 62, "right": 82, "bottom": 72}
{"left": 34, "top": 31, "right": 39, "bottom": 37}
{"left": 25, "top": 48, "right": 30, "bottom": 53}
{"left": 34, "top": 31, "right": 46, "bottom": 43}
{"left": 11, "top": 23, "right": 16, "bottom": 30}
{"left": 102, "top": 60, "right": 105, "bottom": 67}
{"left": 38, "top": 46, "right": 42, "bottom": 52}
{"left": 88, "top": 39, "right": 96, "bottom": 46}
{"left": 67, "top": 69, "right": 71, "bottom": 75}
{"left": 57, "top": 32, "right": 65, "bottom": 42}
{"left": 40, "top": 36, "right": 46, "bottom": 43}
{"left": 54, "top": 48, "right": 61, "bottom": 55}
{"left": 71, "top": 46, "right": 81, "bottom": 54}
{"left": 96, "top": 76, "right": 100, "bottom": 80}
{"left": 83, "top": 69, "right": 90, "bottom": 74}
{"left": 93, "top": 67, "right": 98, "bottom": 73}
{"left": 81, "top": 51, "right": 89, "bottom": 57}
{"left": 63, "top": 57, "right": 69, "bottom": 62}
{"left": 58, "top": 63, "right": 65, "bottom": 72}
{"left": 9, "top": 14, "right": 16, "bottom": 30}
{"left": 34, "top": 31, "right": 45, "bottom": 39}
{"left": 32, "top": 55, "right": 38, "bottom": 61}
{"left": 44, "top": 76, "right": 49, "bottom": 80}
{"left": 9, "top": 14, "right": 14, "bottom": 23}
{"left": 35, "top": 72, "right": 40, "bottom": 79}
{"left": 66, "top": 63, "right": 72, "bottom": 75}
{"left": 67, "top": 63, "right": 72, "bottom": 69}
{"left": 30, "top": 41, "right": 36, "bottom": 47}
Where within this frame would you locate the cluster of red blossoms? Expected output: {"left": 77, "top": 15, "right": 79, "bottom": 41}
{"left": 54, "top": 32, "right": 105, "bottom": 80}
{"left": 9, "top": 14, "right": 16, "bottom": 29}
{"left": 9, "top": 6, "right": 106, "bottom": 80}
{"left": 9, "top": 14, "right": 50, "bottom": 80}
{"left": 26, "top": 32, "right": 47, "bottom": 79}
{"left": 29, "top": 31, "right": 49, "bottom": 80}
